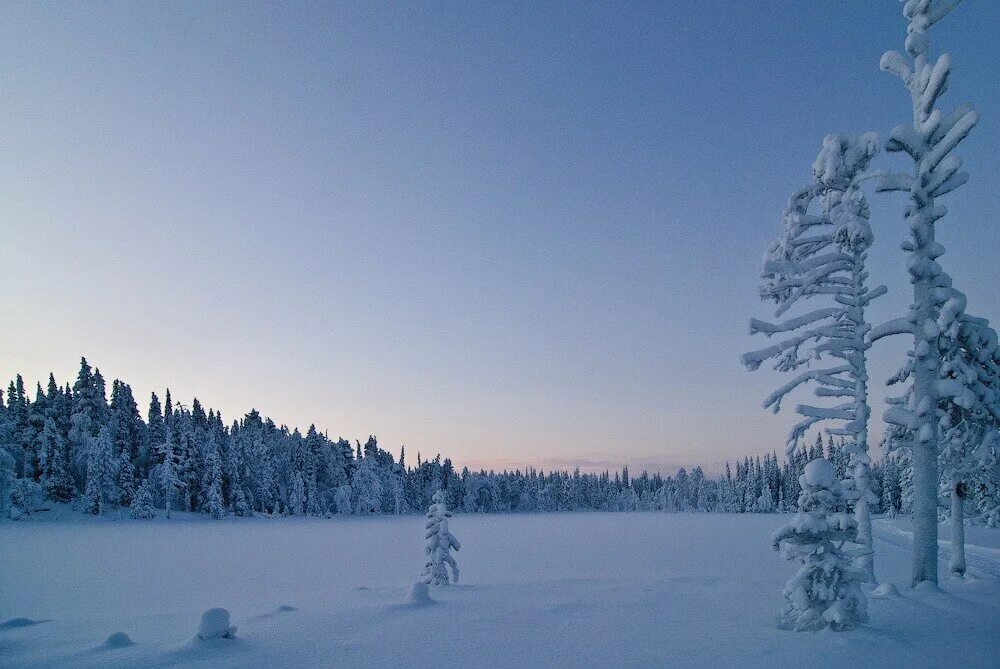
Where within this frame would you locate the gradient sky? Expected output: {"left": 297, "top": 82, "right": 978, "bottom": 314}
{"left": 2, "top": 1, "right": 998, "bottom": 474}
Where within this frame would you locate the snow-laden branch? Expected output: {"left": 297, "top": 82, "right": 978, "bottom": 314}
{"left": 869, "top": 318, "right": 914, "bottom": 342}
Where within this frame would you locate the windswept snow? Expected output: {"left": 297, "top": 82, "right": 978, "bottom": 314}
{"left": 2, "top": 513, "right": 998, "bottom": 668}
{"left": 99, "top": 632, "right": 136, "bottom": 650}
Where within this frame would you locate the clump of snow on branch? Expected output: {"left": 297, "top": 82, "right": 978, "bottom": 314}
{"left": 772, "top": 459, "right": 869, "bottom": 631}
{"left": 422, "top": 490, "right": 460, "bottom": 586}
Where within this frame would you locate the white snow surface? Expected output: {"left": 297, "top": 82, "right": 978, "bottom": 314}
{"left": 2, "top": 512, "right": 999, "bottom": 668}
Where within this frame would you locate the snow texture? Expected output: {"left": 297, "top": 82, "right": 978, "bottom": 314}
{"left": 870, "top": 583, "right": 900, "bottom": 599}
{"left": 3, "top": 513, "right": 999, "bottom": 668}
{"left": 99, "top": 632, "right": 136, "bottom": 649}
{"left": 405, "top": 581, "right": 433, "bottom": 605}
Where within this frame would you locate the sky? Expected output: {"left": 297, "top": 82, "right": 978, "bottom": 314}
{"left": 2, "top": 1, "right": 999, "bottom": 475}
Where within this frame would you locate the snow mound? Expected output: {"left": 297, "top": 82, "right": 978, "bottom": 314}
{"left": 871, "top": 583, "right": 899, "bottom": 598}
{"left": 100, "top": 632, "right": 136, "bottom": 649}
{"left": 276, "top": 604, "right": 297, "bottom": 612}
{"left": 913, "top": 581, "right": 943, "bottom": 594}
{"left": 196, "top": 608, "right": 237, "bottom": 640}
{"left": 803, "top": 458, "right": 835, "bottom": 487}
{"left": 405, "top": 581, "right": 433, "bottom": 605}
{"left": 0, "top": 618, "right": 46, "bottom": 629}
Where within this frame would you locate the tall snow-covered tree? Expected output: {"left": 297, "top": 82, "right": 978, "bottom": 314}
{"left": 117, "top": 450, "right": 136, "bottom": 507}
{"left": 157, "top": 427, "right": 182, "bottom": 519}
{"left": 40, "top": 417, "right": 74, "bottom": 502}
{"left": 422, "top": 489, "right": 460, "bottom": 586}
{"left": 772, "top": 459, "right": 868, "bottom": 631}
{"left": 204, "top": 444, "right": 226, "bottom": 520}
{"left": 872, "top": 0, "right": 979, "bottom": 586}
{"left": 83, "top": 426, "right": 118, "bottom": 515}
{"left": 744, "top": 133, "right": 883, "bottom": 581}
{"left": 352, "top": 455, "right": 383, "bottom": 515}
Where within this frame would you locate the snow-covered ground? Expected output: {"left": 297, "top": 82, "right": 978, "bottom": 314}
{"left": 2, "top": 512, "right": 998, "bottom": 668}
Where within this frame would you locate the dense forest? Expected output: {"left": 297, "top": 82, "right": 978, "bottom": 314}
{"left": 0, "top": 357, "right": 989, "bottom": 522}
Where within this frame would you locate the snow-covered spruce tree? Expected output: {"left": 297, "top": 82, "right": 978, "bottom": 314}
{"left": 205, "top": 445, "right": 226, "bottom": 520}
{"left": 879, "top": 312, "right": 1000, "bottom": 577}
{"left": 352, "top": 455, "right": 383, "bottom": 515}
{"left": 938, "top": 316, "right": 1000, "bottom": 576}
{"left": 117, "top": 450, "right": 136, "bottom": 507}
{"left": 83, "top": 426, "right": 119, "bottom": 515}
{"left": 977, "top": 441, "right": 1000, "bottom": 527}
{"left": 157, "top": 427, "right": 182, "bottom": 519}
{"left": 422, "top": 489, "right": 460, "bottom": 586}
{"left": 744, "top": 134, "right": 883, "bottom": 582}
{"left": 873, "top": 0, "right": 979, "bottom": 586}
{"left": 772, "top": 458, "right": 868, "bottom": 631}
{"left": 40, "top": 417, "right": 74, "bottom": 503}
{"left": 130, "top": 477, "right": 157, "bottom": 519}
{"left": 288, "top": 472, "right": 305, "bottom": 516}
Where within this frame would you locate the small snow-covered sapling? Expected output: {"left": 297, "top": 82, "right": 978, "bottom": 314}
{"left": 772, "top": 459, "right": 869, "bottom": 631}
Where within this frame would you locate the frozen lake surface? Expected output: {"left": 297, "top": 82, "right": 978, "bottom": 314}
{"left": 2, "top": 512, "right": 999, "bottom": 667}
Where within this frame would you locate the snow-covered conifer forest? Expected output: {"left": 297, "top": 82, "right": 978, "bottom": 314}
{"left": 3, "top": 0, "right": 999, "bottom": 667}
{"left": 0, "top": 357, "right": 950, "bottom": 521}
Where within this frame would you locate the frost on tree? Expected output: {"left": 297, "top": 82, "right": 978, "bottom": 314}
{"left": 880, "top": 311, "right": 1000, "bottom": 577}
{"left": 205, "top": 445, "right": 226, "bottom": 520}
{"left": 744, "top": 133, "right": 882, "bottom": 582}
{"left": 873, "top": 0, "right": 979, "bottom": 586}
{"left": 130, "top": 477, "right": 157, "bottom": 519}
{"left": 772, "top": 459, "right": 868, "bottom": 631}
{"left": 422, "top": 489, "right": 460, "bottom": 586}
{"left": 156, "top": 427, "right": 183, "bottom": 519}
{"left": 83, "top": 426, "right": 118, "bottom": 515}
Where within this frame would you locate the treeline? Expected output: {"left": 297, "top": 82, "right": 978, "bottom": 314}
{"left": 0, "top": 358, "right": 952, "bottom": 520}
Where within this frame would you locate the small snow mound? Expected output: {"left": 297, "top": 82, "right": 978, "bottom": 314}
{"left": 803, "top": 458, "right": 835, "bottom": 487}
{"left": 405, "top": 581, "right": 433, "bottom": 605}
{"left": 196, "top": 608, "right": 237, "bottom": 640}
{"left": 0, "top": 618, "right": 45, "bottom": 629}
{"left": 871, "top": 583, "right": 899, "bottom": 598}
{"left": 276, "top": 604, "right": 297, "bottom": 612}
{"left": 101, "top": 632, "right": 136, "bottom": 649}
{"left": 913, "top": 581, "right": 943, "bottom": 594}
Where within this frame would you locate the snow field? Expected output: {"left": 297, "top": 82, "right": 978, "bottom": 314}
{"left": 2, "top": 512, "right": 999, "bottom": 668}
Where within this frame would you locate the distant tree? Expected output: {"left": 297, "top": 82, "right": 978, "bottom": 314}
{"left": 205, "top": 445, "right": 226, "bottom": 520}
{"left": 130, "top": 477, "right": 157, "bottom": 519}
{"left": 157, "top": 427, "right": 182, "bottom": 519}
{"left": 83, "top": 426, "right": 118, "bottom": 515}
{"left": 352, "top": 456, "right": 383, "bottom": 515}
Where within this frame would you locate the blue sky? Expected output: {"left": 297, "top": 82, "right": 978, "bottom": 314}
{"left": 2, "top": 1, "right": 998, "bottom": 473}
